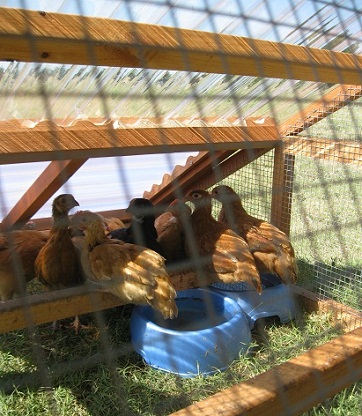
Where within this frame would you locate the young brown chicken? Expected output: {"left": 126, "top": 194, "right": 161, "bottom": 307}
{"left": 155, "top": 199, "right": 192, "bottom": 264}
{"left": 103, "top": 217, "right": 125, "bottom": 233}
{"left": 70, "top": 210, "right": 178, "bottom": 319}
{"left": 0, "top": 230, "right": 49, "bottom": 300}
{"left": 35, "top": 194, "right": 85, "bottom": 331}
{"left": 211, "top": 185, "right": 297, "bottom": 285}
{"left": 184, "top": 190, "right": 262, "bottom": 292}
{"left": 108, "top": 198, "right": 164, "bottom": 256}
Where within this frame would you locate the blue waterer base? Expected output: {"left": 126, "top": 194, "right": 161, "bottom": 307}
{"left": 130, "top": 288, "right": 252, "bottom": 378}
{"left": 209, "top": 274, "right": 298, "bottom": 329}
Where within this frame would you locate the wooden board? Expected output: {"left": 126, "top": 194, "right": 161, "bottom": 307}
{"left": 1, "top": 8, "right": 362, "bottom": 84}
{"left": 0, "top": 120, "right": 280, "bottom": 164}
{"left": 170, "top": 326, "right": 362, "bottom": 416}
{"left": 0, "top": 271, "right": 212, "bottom": 334}
{"left": 279, "top": 85, "right": 362, "bottom": 137}
{"left": 283, "top": 137, "right": 362, "bottom": 166}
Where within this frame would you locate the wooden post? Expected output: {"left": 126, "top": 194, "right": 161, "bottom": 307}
{"left": 270, "top": 144, "right": 295, "bottom": 235}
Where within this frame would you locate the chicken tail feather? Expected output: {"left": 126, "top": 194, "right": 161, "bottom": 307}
{"left": 149, "top": 276, "right": 178, "bottom": 319}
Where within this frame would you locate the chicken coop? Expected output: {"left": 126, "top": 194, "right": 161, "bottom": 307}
{"left": 0, "top": 1, "right": 361, "bottom": 415}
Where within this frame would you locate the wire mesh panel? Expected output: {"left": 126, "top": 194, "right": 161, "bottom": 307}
{"left": 0, "top": 1, "right": 361, "bottom": 416}
{"left": 287, "top": 96, "right": 362, "bottom": 314}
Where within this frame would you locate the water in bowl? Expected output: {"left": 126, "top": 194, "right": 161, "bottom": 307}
{"left": 157, "top": 297, "right": 228, "bottom": 331}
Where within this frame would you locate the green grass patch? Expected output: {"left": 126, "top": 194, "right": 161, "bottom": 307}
{"left": 0, "top": 309, "right": 360, "bottom": 416}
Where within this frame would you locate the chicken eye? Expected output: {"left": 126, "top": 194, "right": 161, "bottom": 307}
{"left": 192, "top": 192, "right": 201, "bottom": 199}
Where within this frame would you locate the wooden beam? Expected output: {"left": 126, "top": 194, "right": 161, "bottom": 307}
{"left": 145, "top": 118, "right": 280, "bottom": 204}
{"left": 0, "top": 286, "right": 122, "bottom": 334}
{"left": 1, "top": 208, "right": 132, "bottom": 232}
{"left": 0, "top": 271, "right": 212, "bottom": 334}
{"left": 284, "top": 137, "right": 362, "bottom": 166}
{"left": 0, "top": 120, "right": 280, "bottom": 164}
{"left": 293, "top": 286, "right": 362, "bottom": 332}
{"left": 1, "top": 159, "right": 86, "bottom": 231}
{"left": 144, "top": 150, "right": 234, "bottom": 204}
{"left": 279, "top": 85, "right": 362, "bottom": 137}
{"left": 170, "top": 326, "right": 362, "bottom": 416}
{"left": 270, "top": 146, "right": 295, "bottom": 235}
{"left": 273, "top": 85, "right": 361, "bottom": 237}
{"left": 1, "top": 8, "right": 362, "bottom": 84}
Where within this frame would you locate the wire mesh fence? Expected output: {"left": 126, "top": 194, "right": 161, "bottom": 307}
{"left": 0, "top": 0, "right": 361, "bottom": 415}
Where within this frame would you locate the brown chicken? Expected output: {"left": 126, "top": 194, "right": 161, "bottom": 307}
{"left": 70, "top": 210, "right": 178, "bottom": 319}
{"left": 70, "top": 215, "right": 124, "bottom": 237}
{"left": 35, "top": 194, "right": 85, "bottom": 331}
{"left": 211, "top": 185, "right": 297, "bottom": 284}
{"left": 103, "top": 216, "right": 125, "bottom": 233}
{"left": 184, "top": 190, "right": 262, "bottom": 292}
{"left": 155, "top": 199, "right": 192, "bottom": 263}
{"left": 0, "top": 230, "right": 49, "bottom": 301}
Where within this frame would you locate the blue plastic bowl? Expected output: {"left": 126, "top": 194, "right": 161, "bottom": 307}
{"left": 210, "top": 274, "right": 298, "bottom": 329}
{"left": 130, "top": 288, "right": 251, "bottom": 377}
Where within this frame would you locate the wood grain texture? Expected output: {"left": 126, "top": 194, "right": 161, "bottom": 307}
{"left": 0, "top": 270, "right": 214, "bottom": 334}
{"left": 171, "top": 325, "right": 362, "bottom": 416}
{"left": 279, "top": 85, "right": 362, "bottom": 137}
{"left": 0, "top": 8, "right": 362, "bottom": 83}
{"left": 0, "top": 120, "right": 280, "bottom": 164}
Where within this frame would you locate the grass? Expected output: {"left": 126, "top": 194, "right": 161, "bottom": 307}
{"left": 0, "top": 307, "right": 361, "bottom": 416}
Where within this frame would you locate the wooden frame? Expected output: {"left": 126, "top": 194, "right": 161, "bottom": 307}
{"left": 0, "top": 119, "right": 280, "bottom": 230}
{"left": 0, "top": 7, "right": 362, "bottom": 415}
{"left": 1, "top": 8, "right": 361, "bottom": 84}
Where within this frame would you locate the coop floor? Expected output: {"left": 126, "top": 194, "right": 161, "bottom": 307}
{"left": 0, "top": 304, "right": 361, "bottom": 416}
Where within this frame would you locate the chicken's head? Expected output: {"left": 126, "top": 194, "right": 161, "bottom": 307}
{"left": 211, "top": 185, "right": 239, "bottom": 204}
{"left": 52, "top": 194, "right": 80, "bottom": 217}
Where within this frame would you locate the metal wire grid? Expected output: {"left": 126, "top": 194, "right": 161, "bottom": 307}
{"left": 0, "top": 1, "right": 361, "bottom": 415}
{"left": 289, "top": 97, "right": 362, "bottom": 312}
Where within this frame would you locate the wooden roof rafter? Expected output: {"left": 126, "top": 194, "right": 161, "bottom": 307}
{"left": 280, "top": 84, "right": 362, "bottom": 162}
{"left": 0, "top": 119, "right": 281, "bottom": 165}
{"left": 280, "top": 85, "right": 362, "bottom": 137}
{"left": 1, "top": 8, "right": 362, "bottom": 84}
{"left": 0, "top": 118, "right": 281, "bottom": 230}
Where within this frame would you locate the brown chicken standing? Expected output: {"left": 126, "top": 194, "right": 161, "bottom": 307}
{"left": 70, "top": 210, "right": 178, "bottom": 319}
{"left": 155, "top": 199, "right": 192, "bottom": 264}
{"left": 211, "top": 185, "right": 297, "bottom": 284}
{"left": 35, "top": 194, "right": 85, "bottom": 331}
{"left": 0, "top": 230, "right": 49, "bottom": 301}
{"left": 184, "top": 189, "right": 262, "bottom": 292}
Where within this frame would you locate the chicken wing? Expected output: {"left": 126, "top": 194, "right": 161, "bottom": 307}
{"left": 0, "top": 230, "right": 49, "bottom": 301}
{"left": 211, "top": 185, "right": 297, "bottom": 284}
{"left": 70, "top": 210, "right": 178, "bottom": 319}
{"left": 184, "top": 190, "right": 262, "bottom": 292}
{"left": 155, "top": 199, "right": 192, "bottom": 263}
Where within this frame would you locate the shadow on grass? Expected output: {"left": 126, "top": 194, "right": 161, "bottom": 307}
{"left": 0, "top": 304, "right": 192, "bottom": 415}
